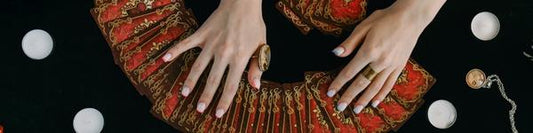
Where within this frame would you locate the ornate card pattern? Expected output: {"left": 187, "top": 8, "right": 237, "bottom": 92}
{"left": 91, "top": 0, "right": 436, "bottom": 132}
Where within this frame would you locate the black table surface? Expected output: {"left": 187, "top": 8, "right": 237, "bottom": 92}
{"left": 3, "top": 0, "right": 533, "bottom": 132}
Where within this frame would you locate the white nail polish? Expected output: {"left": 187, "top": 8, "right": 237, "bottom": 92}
{"left": 254, "top": 78, "right": 261, "bottom": 89}
{"left": 353, "top": 105, "right": 364, "bottom": 114}
{"left": 371, "top": 100, "right": 381, "bottom": 108}
{"left": 181, "top": 86, "right": 190, "bottom": 97}
{"left": 162, "top": 53, "right": 172, "bottom": 62}
{"left": 327, "top": 90, "right": 336, "bottom": 98}
{"left": 215, "top": 109, "right": 225, "bottom": 118}
{"left": 196, "top": 103, "right": 206, "bottom": 113}
{"left": 332, "top": 47, "right": 344, "bottom": 56}
{"left": 336, "top": 103, "right": 347, "bottom": 111}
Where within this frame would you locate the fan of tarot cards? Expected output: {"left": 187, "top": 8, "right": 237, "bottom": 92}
{"left": 91, "top": 0, "right": 436, "bottom": 132}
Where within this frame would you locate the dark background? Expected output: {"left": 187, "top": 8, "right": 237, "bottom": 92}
{"left": 2, "top": 0, "right": 533, "bottom": 132}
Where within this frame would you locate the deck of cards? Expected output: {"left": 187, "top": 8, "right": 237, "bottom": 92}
{"left": 90, "top": 0, "right": 436, "bottom": 132}
{"left": 90, "top": 0, "right": 198, "bottom": 104}
{"left": 275, "top": 0, "right": 367, "bottom": 35}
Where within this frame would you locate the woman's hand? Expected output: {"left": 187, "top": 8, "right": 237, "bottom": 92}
{"left": 162, "top": 0, "right": 265, "bottom": 118}
{"left": 328, "top": 0, "right": 445, "bottom": 113}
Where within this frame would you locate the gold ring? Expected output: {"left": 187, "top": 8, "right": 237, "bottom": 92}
{"left": 361, "top": 65, "right": 377, "bottom": 81}
{"left": 256, "top": 44, "right": 270, "bottom": 72}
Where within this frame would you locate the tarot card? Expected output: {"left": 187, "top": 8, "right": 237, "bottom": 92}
{"left": 275, "top": 1, "right": 313, "bottom": 35}
{"left": 389, "top": 59, "right": 436, "bottom": 110}
{"left": 352, "top": 107, "right": 392, "bottom": 133}
{"left": 375, "top": 96, "right": 423, "bottom": 131}
{"left": 91, "top": 0, "right": 179, "bottom": 36}
{"left": 313, "top": 0, "right": 367, "bottom": 28}
{"left": 105, "top": 3, "right": 180, "bottom": 46}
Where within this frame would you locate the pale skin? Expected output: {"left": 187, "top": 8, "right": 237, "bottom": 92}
{"left": 163, "top": 0, "right": 446, "bottom": 118}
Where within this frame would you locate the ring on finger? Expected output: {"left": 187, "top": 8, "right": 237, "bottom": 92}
{"left": 252, "top": 43, "right": 271, "bottom": 72}
{"left": 361, "top": 64, "right": 377, "bottom": 81}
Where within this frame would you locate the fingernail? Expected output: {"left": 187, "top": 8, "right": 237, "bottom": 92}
{"left": 181, "top": 86, "right": 190, "bottom": 97}
{"left": 332, "top": 47, "right": 344, "bottom": 56}
{"left": 327, "top": 90, "right": 336, "bottom": 98}
{"left": 371, "top": 100, "right": 381, "bottom": 108}
{"left": 196, "top": 102, "right": 206, "bottom": 113}
{"left": 215, "top": 109, "right": 225, "bottom": 118}
{"left": 254, "top": 77, "right": 261, "bottom": 89}
{"left": 336, "top": 102, "right": 347, "bottom": 111}
{"left": 353, "top": 105, "right": 364, "bottom": 114}
{"left": 162, "top": 53, "right": 172, "bottom": 62}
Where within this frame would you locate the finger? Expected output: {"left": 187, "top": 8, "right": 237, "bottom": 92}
{"left": 332, "top": 24, "right": 370, "bottom": 57}
{"left": 181, "top": 50, "right": 211, "bottom": 97}
{"left": 352, "top": 68, "right": 392, "bottom": 114}
{"left": 371, "top": 68, "right": 402, "bottom": 108}
{"left": 335, "top": 74, "right": 370, "bottom": 112}
{"left": 215, "top": 61, "right": 247, "bottom": 118}
{"left": 327, "top": 52, "right": 372, "bottom": 98}
{"left": 196, "top": 57, "right": 228, "bottom": 113}
{"left": 162, "top": 33, "right": 203, "bottom": 62}
{"left": 247, "top": 57, "right": 263, "bottom": 89}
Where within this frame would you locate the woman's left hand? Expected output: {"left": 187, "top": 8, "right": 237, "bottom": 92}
{"left": 327, "top": 0, "right": 446, "bottom": 113}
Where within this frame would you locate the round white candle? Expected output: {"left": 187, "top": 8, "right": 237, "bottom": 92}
{"left": 73, "top": 108, "right": 104, "bottom": 133}
{"left": 471, "top": 12, "right": 500, "bottom": 41}
{"left": 427, "top": 99, "right": 457, "bottom": 129}
{"left": 22, "top": 29, "right": 53, "bottom": 60}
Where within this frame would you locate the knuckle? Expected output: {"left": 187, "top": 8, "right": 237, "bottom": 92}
{"left": 376, "top": 57, "right": 393, "bottom": 68}
{"left": 233, "top": 52, "right": 249, "bottom": 64}
{"left": 198, "top": 96, "right": 212, "bottom": 104}
{"left": 184, "top": 77, "right": 196, "bottom": 86}
{"left": 353, "top": 79, "right": 368, "bottom": 89}
{"left": 339, "top": 94, "right": 355, "bottom": 103}
{"left": 225, "top": 84, "right": 238, "bottom": 92}
{"left": 329, "top": 81, "right": 341, "bottom": 90}
{"left": 356, "top": 98, "right": 371, "bottom": 105}
{"left": 216, "top": 47, "right": 233, "bottom": 58}
{"left": 170, "top": 44, "right": 181, "bottom": 52}
{"left": 191, "top": 63, "right": 204, "bottom": 73}
{"left": 199, "top": 92, "right": 211, "bottom": 101}
{"left": 340, "top": 71, "right": 355, "bottom": 80}
{"left": 217, "top": 103, "right": 229, "bottom": 110}
{"left": 364, "top": 48, "right": 380, "bottom": 59}
{"left": 207, "top": 76, "right": 219, "bottom": 85}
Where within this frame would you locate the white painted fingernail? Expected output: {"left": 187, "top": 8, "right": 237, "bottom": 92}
{"left": 353, "top": 105, "right": 364, "bottom": 114}
{"left": 327, "top": 90, "right": 336, "bottom": 98}
{"left": 254, "top": 78, "right": 261, "bottom": 89}
{"left": 332, "top": 47, "right": 344, "bottom": 56}
{"left": 336, "top": 102, "right": 347, "bottom": 111}
{"left": 196, "top": 103, "right": 206, "bottom": 113}
{"left": 215, "top": 109, "right": 225, "bottom": 118}
{"left": 372, "top": 100, "right": 381, "bottom": 108}
{"left": 162, "top": 53, "right": 172, "bottom": 62}
{"left": 181, "top": 86, "right": 190, "bottom": 97}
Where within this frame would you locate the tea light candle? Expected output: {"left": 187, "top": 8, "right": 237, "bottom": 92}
{"left": 427, "top": 100, "right": 457, "bottom": 129}
{"left": 73, "top": 108, "right": 104, "bottom": 133}
{"left": 22, "top": 29, "right": 53, "bottom": 60}
{"left": 471, "top": 12, "right": 500, "bottom": 41}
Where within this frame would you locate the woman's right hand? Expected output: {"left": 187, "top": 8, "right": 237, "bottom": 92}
{"left": 161, "top": 0, "right": 266, "bottom": 118}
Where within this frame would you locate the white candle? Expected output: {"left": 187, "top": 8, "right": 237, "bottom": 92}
{"left": 73, "top": 108, "right": 104, "bottom": 133}
{"left": 427, "top": 99, "right": 457, "bottom": 129}
{"left": 471, "top": 12, "right": 500, "bottom": 41}
{"left": 21, "top": 29, "right": 54, "bottom": 60}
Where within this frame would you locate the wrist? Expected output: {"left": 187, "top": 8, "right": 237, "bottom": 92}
{"left": 217, "top": 0, "right": 263, "bottom": 18}
{"left": 219, "top": 0, "right": 262, "bottom": 10}
{"left": 388, "top": 0, "right": 446, "bottom": 29}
